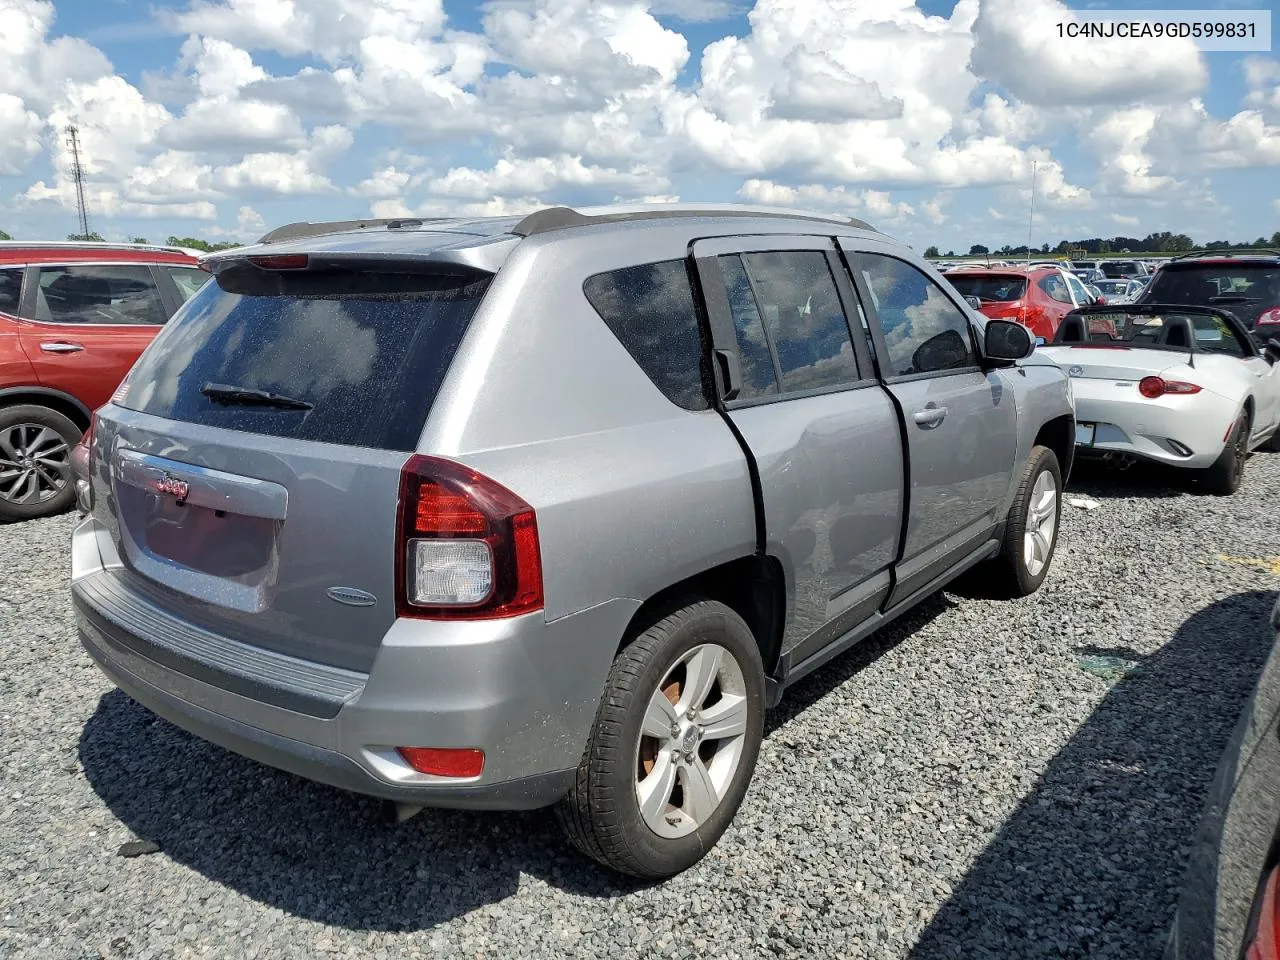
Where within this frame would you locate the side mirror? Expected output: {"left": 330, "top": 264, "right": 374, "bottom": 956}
{"left": 1265, "top": 337, "right": 1280, "bottom": 366}
{"left": 963, "top": 295, "right": 982, "bottom": 311}
{"left": 984, "top": 319, "right": 1034, "bottom": 365}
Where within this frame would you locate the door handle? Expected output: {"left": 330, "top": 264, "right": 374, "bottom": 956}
{"left": 912, "top": 404, "right": 948, "bottom": 428}
{"left": 40, "top": 342, "right": 84, "bottom": 353}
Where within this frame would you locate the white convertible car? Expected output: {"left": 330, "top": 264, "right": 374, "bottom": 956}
{"left": 1040, "top": 304, "right": 1280, "bottom": 494}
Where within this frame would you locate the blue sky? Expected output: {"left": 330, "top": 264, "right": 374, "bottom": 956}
{"left": 0, "top": 0, "right": 1276, "bottom": 252}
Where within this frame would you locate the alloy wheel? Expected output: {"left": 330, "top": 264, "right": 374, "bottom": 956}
{"left": 0, "top": 423, "right": 71, "bottom": 505}
{"left": 635, "top": 643, "right": 749, "bottom": 839}
{"left": 1023, "top": 468, "right": 1058, "bottom": 578}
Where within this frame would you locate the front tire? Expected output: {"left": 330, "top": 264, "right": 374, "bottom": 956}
{"left": 1199, "top": 412, "right": 1249, "bottom": 496}
{"left": 556, "top": 600, "right": 765, "bottom": 879}
{"left": 991, "top": 444, "right": 1062, "bottom": 597}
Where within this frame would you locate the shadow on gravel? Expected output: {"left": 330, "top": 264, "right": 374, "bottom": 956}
{"left": 911, "top": 589, "right": 1279, "bottom": 960}
{"left": 79, "top": 693, "right": 631, "bottom": 932}
{"left": 1066, "top": 458, "right": 1197, "bottom": 500}
{"left": 76, "top": 595, "right": 957, "bottom": 932}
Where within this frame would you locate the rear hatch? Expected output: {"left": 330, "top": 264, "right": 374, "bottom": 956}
{"left": 90, "top": 249, "right": 493, "bottom": 672}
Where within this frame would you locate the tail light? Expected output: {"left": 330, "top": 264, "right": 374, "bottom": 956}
{"left": 1256, "top": 307, "right": 1280, "bottom": 329}
{"left": 1138, "top": 376, "right": 1201, "bottom": 399}
{"left": 70, "top": 414, "right": 96, "bottom": 514}
{"left": 395, "top": 455, "right": 543, "bottom": 620}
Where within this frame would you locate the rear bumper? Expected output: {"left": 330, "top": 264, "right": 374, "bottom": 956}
{"left": 1071, "top": 380, "right": 1237, "bottom": 469}
{"left": 72, "top": 519, "right": 638, "bottom": 810}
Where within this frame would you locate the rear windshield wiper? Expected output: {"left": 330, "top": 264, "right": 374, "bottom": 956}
{"left": 200, "top": 382, "right": 314, "bottom": 411}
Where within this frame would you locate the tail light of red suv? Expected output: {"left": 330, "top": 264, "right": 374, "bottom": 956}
{"left": 395, "top": 455, "right": 543, "bottom": 620}
{"left": 1256, "top": 307, "right": 1280, "bottom": 335}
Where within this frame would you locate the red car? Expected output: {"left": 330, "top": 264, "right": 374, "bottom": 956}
{"left": 944, "top": 266, "right": 1100, "bottom": 341}
{"left": 0, "top": 242, "right": 209, "bottom": 520}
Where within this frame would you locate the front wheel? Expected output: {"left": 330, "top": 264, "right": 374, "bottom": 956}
{"left": 991, "top": 444, "right": 1063, "bottom": 597}
{"left": 1198, "top": 412, "right": 1249, "bottom": 496}
{"left": 556, "top": 600, "right": 765, "bottom": 879}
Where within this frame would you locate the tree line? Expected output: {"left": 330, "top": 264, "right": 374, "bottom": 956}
{"left": 926, "top": 230, "right": 1280, "bottom": 259}
{"left": 0, "top": 228, "right": 239, "bottom": 252}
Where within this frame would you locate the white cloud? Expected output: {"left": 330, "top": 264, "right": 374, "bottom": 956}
{"left": 738, "top": 180, "right": 915, "bottom": 226}
{"left": 970, "top": 0, "right": 1205, "bottom": 106}
{"left": 351, "top": 166, "right": 415, "bottom": 199}
{"left": 1109, "top": 213, "right": 1140, "bottom": 227}
{"left": 426, "top": 154, "right": 668, "bottom": 200}
{"left": 208, "top": 204, "right": 266, "bottom": 241}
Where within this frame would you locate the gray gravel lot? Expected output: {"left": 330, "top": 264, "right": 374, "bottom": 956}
{"left": 2, "top": 454, "right": 1278, "bottom": 960}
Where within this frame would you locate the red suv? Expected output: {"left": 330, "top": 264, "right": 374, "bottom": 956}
{"left": 0, "top": 242, "right": 208, "bottom": 521}
{"left": 944, "top": 266, "right": 1098, "bottom": 341}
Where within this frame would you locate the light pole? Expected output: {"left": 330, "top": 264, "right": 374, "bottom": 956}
{"left": 1026, "top": 160, "right": 1037, "bottom": 265}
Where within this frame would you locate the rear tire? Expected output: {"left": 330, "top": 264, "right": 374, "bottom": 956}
{"left": 1199, "top": 412, "right": 1249, "bottom": 496}
{"left": 0, "top": 405, "right": 81, "bottom": 522}
{"left": 555, "top": 600, "right": 765, "bottom": 879}
{"left": 989, "top": 444, "right": 1062, "bottom": 598}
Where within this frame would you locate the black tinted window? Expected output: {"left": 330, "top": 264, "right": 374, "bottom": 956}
{"left": 0, "top": 268, "right": 21, "bottom": 314}
{"left": 857, "top": 254, "right": 976, "bottom": 377}
{"left": 123, "top": 270, "right": 490, "bottom": 451}
{"left": 583, "top": 260, "right": 708, "bottom": 410}
{"left": 35, "top": 265, "right": 165, "bottom": 325}
{"left": 718, "top": 256, "right": 779, "bottom": 399}
{"left": 738, "top": 251, "right": 860, "bottom": 393}
{"left": 946, "top": 274, "right": 1026, "bottom": 303}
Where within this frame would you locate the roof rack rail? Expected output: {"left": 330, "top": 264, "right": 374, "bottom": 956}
{"left": 509, "top": 204, "right": 877, "bottom": 238}
{"left": 0, "top": 239, "right": 189, "bottom": 255}
{"left": 1169, "top": 248, "right": 1280, "bottom": 261}
{"left": 257, "top": 217, "right": 456, "bottom": 244}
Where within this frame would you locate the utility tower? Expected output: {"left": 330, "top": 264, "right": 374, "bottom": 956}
{"left": 65, "top": 124, "right": 91, "bottom": 238}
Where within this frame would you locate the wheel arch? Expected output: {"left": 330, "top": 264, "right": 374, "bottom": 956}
{"left": 0, "top": 386, "right": 91, "bottom": 432}
{"left": 1033, "top": 413, "right": 1076, "bottom": 483}
{"left": 618, "top": 555, "right": 787, "bottom": 682}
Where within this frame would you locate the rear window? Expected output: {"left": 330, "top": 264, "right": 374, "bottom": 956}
{"left": 945, "top": 274, "right": 1027, "bottom": 303}
{"left": 121, "top": 268, "right": 491, "bottom": 451}
{"left": 1145, "top": 263, "right": 1279, "bottom": 307}
{"left": 583, "top": 260, "right": 709, "bottom": 411}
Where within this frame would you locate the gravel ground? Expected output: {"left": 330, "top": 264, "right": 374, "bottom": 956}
{"left": 2, "top": 453, "right": 1278, "bottom": 960}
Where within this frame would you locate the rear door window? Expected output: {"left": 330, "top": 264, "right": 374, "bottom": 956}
{"left": 583, "top": 260, "right": 709, "bottom": 410}
{"left": 34, "top": 264, "right": 166, "bottom": 325}
{"left": 728, "top": 250, "right": 861, "bottom": 394}
{"left": 0, "top": 268, "right": 21, "bottom": 315}
{"left": 945, "top": 274, "right": 1026, "bottom": 303}
{"left": 122, "top": 269, "right": 491, "bottom": 451}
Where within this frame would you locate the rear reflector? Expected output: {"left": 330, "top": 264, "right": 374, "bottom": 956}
{"left": 396, "top": 747, "right": 485, "bottom": 778}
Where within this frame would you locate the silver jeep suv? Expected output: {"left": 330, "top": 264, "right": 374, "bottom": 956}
{"left": 71, "top": 204, "right": 1074, "bottom": 878}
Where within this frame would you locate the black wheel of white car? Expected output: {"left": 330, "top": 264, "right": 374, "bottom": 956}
{"left": 0, "top": 405, "right": 80, "bottom": 522}
{"left": 556, "top": 600, "right": 764, "bottom": 879}
{"left": 991, "top": 444, "right": 1062, "bottom": 597}
{"left": 1199, "top": 412, "right": 1250, "bottom": 496}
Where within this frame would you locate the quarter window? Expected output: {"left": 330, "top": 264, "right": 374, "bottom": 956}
{"left": 34, "top": 265, "right": 166, "bottom": 325}
{"left": 1065, "top": 274, "right": 1092, "bottom": 305}
{"left": 0, "top": 268, "right": 21, "bottom": 315}
{"left": 856, "top": 254, "right": 976, "bottom": 377}
{"left": 1039, "top": 274, "right": 1073, "bottom": 304}
{"left": 583, "top": 260, "right": 709, "bottom": 411}
{"left": 169, "top": 266, "right": 212, "bottom": 302}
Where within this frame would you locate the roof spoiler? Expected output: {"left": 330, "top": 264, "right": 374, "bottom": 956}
{"left": 257, "top": 218, "right": 456, "bottom": 244}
